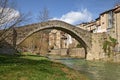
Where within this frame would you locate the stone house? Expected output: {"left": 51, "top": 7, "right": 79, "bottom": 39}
{"left": 49, "top": 29, "right": 78, "bottom": 49}
{"left": 77, "top": 5, "right": 120, "bottom": 51}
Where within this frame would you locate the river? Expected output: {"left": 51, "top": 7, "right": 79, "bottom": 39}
{"left": 48, "top": 55, "right": 120, "bottom": 80}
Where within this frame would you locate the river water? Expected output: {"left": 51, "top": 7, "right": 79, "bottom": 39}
{"left": 48, "top": 56, "right": 120, "bottom": 80}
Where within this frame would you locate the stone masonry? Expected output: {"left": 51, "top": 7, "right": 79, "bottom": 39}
{"left": 4, "top": 20, "right": 109, "bottom": 60}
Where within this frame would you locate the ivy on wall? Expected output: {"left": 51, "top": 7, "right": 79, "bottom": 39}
{"left": 103, "top": 36, "right": 118, "bottom": 58}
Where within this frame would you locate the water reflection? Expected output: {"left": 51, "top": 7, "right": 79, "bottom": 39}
{"left": 49, "top": 56, "right": 120, "bottom": 80}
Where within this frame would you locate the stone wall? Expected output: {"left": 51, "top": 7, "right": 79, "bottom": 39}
{"left": 115, "top": 12, "right": 120, "bottom": 51}
{"left": 0, "top": 41, "right": 17, "bottom": 55}
{"left": 114, "top": 54, "right": 120, "bottom": 62}
{"left": 69, "top": 48, "right": 85, "bottom": 58}
{"left": 0, "top": 48, "right": 16, "bottom": 55}
{"left": 48, "top": 48, "right": 85, "bottom": 58}
{"left": 87, "top": 33, "right": 107, "bottom": 60}
{"left": 49, "top": 49, "right": 67, "bottom": 56}
{"left": 87, "top": 33, "right": 120, "bottom": 62}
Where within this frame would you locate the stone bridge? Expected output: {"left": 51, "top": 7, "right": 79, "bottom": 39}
{"left": 5, "top": 20, "right": 105, "bottom": 60}
{"left": 15, "top": 20, "right": 92, "bottom": 49}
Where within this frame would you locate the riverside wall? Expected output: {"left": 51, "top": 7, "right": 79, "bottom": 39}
{"left": 87, "top": 33, "right": 107, "bottom": 60}
{"left": 48, "top": 48, "right": 85, "bottom": 58}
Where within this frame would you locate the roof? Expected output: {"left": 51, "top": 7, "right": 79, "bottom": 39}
{"left": 100, "top": 5, "right": 120, "bottom": 15}
{"left": 95, "top": 17, "right": 100, "bottom": 20}
{"left": 100, "top": 8, "right": 115, "bottom": 15}
{"left": 114, "top": 6, "right": 120, "bottom": 13}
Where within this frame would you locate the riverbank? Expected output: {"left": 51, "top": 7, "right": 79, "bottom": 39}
{"left": 53, "top": 56, "right": 120, "bottom": 80}
{"left": 0, "top": 54, "right": 89, "bottom": 80}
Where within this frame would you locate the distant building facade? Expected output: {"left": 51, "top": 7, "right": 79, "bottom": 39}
{"left": 49, "top": 29, "right": 78, "bottom": 49}
{"left": 77, "top": 5, "right": 120, "bottom": 33}
{"left": 77, "top": 5, "right": 120, "bottom": 51}
{"left": 48, "top": 5, "right": 120, "bottom": 51}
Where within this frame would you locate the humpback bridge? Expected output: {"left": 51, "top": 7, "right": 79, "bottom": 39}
{"left": 6, "top": 20, "right": 105, "bottom": 60}
{"left": 15, "top": 20, "right": 92, "bottom": 49}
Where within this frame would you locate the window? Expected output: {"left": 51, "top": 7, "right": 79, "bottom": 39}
{"left": 102, "top": 22, "right": 104, "bottom": 24}
{"left": 108, "top": 11, "right": 113, "bottom": 29}
{"left": 102, "top": 14, "right": 104, "bottom": 17}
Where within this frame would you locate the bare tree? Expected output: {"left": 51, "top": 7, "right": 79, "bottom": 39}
{"left": 36, "top": 7, "right": 50, "bottom": 54}
{"left": 37, "top": 7, "right": 50, "bottom": 22}
{"left": 0, "top": 0, "right": 30, "bottom": 43}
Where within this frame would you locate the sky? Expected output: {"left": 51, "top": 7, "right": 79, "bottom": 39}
{"left": 15, "top": 0, "right": 119, "bottom": 25}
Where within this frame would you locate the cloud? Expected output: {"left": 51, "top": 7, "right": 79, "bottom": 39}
{"left": 0, "top": 8, "right": 20, "bottom": 24}
{"left": 0, "top": 8, "right": 20, "bottom": 29}
{"left": 52, "top": 8, "right": 92, "bottom": 24}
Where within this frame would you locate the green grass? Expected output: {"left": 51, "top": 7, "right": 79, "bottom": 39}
{"left": 0, "top": 54, "right": 89, "bottom": 80}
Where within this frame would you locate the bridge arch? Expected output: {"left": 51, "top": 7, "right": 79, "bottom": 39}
{"left": 16, "top": 20, "right": 91, "bottom": 48}
{"left": 16, "top": 20, "right": 91, "bottom": 58}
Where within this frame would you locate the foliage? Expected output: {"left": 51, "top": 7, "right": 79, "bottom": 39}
{"left": 109, "top": 36, "right": 118, "bottom": 47}
{"left": 103, "top": 41, "right": 110, "bottom": 53}
{"left": 103, "top": 36, "right": 118, "bottom": 58}
{"left": 19, "top": 52, "right": 33, "bottom": 55}
{"left": 76, "top": 43, "right": 83, "bottom": 48}
{"left": 0, "top": 54, "right": 88, "bottom": 80}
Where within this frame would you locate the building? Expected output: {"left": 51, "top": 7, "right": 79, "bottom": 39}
{"left": 49, "top": 29, "right": 78, "bottom": 49}
{"left": 77, "top": 21, "right": 96, "bottom": 33}
{"left": 48, "top": 5, "right": 120, "bottom": 51}
{"left": 49, "top": 29, "right": 61, "bottom": 49}
{"left": 77, "top": 5, "right": 120, "bottom": 51}
{"left": 96, "top": 5, "right": 120, "bottom": 51}
{"left": 77, "top": 5, "right": 120, "bottom": 32}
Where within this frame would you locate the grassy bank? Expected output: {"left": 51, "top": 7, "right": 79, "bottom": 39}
{"left": 0, "top": 54, "right": 89, "bottom": 80}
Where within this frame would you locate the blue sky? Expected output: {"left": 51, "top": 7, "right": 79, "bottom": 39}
{"left": 15, "top": 0, "right": 118, "bottom": 24}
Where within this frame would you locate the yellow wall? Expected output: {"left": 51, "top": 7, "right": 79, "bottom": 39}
{"left": 115, "top": 12, "right": 120, "bottom": 51}
{"left": 100, "top": 13, "right": 108, "bottom": 31}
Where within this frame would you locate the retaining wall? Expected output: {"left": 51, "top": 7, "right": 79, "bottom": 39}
{"left": 49, "top": 48, "right": 85, "bottom": 58}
